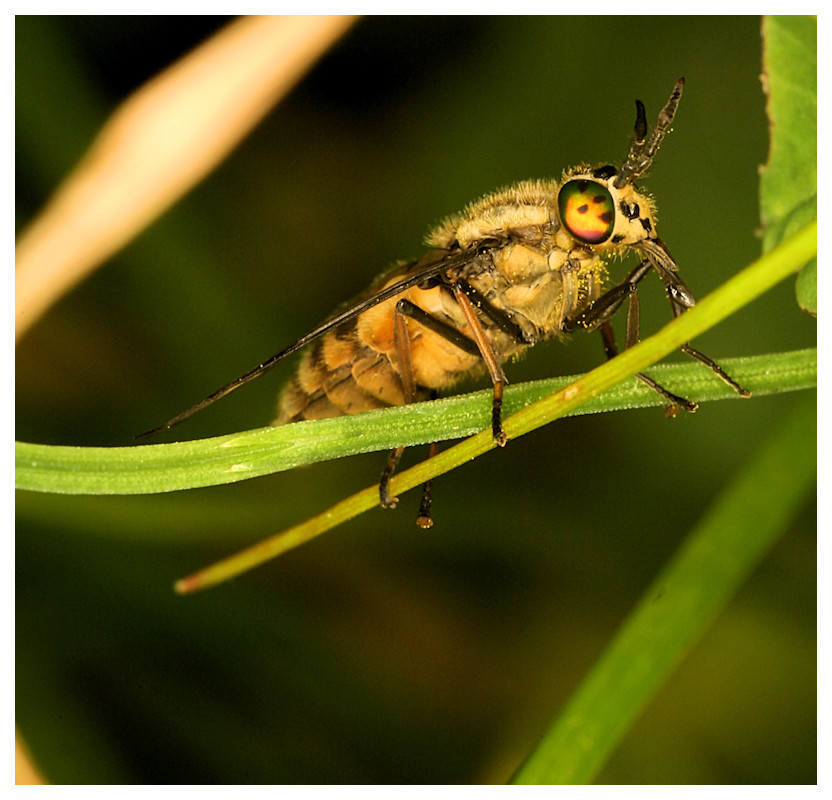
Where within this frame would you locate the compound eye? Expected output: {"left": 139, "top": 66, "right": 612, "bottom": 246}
{"left": 558, "top": 180, "right": 615, "bottom": 245}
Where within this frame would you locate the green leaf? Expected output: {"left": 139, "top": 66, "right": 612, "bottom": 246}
{"left": 12, "top": 349, "right": 818, "bottom": 497}
{"left": 759, "top": 15, "right": 817, "bottom": 313}
{"left": 796, "top": 257, "right": 817, "bottom": 315}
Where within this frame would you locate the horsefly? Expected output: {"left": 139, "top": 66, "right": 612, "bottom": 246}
{"left": 141, "top": 78, "right": 749, "bottom": 526}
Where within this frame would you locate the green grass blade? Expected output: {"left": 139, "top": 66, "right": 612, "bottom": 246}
{"left": 510, "top": 390, "right": 816, "bottom": 784}
{"left": 13, "top": 349, "right": 817, "bottom": 496}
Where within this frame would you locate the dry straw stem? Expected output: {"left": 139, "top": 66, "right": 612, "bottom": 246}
{"left": 15, "top": 15, "right": 358, "bottom": 342}
{"left": 13, "top": 16, "right": 356, "bottom": 784}
{"left": 15, "top": 731, "right": 45, "bottom": 785}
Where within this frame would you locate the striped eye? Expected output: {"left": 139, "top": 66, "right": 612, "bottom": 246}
{"left": 558, "top": 180, "right": 615, "bottom": 245}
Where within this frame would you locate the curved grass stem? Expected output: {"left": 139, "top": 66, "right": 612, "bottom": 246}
{"left": 172, "top": 220, "right": 816, "bottom": 592}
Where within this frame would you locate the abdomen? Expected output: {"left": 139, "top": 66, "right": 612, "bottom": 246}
{"left": 275, "top": 274, "right": 483, "bottom": 425}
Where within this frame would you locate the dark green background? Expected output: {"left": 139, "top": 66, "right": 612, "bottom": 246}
{"left": 16, "top": 16, "right": 815, "bottom": 783}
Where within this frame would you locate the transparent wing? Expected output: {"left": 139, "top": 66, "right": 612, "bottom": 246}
{"left": 138, "top": 245, "right": 489, "bottom": 438}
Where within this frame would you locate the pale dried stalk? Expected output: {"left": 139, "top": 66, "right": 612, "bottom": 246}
{"left": 15, "top": 15, "right": 357, "bottom": 341}
{"left": 15, "top": 731, "right": 45, "bottom": 785}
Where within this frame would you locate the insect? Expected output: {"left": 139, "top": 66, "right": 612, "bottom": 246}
{"left": 142, "top": 78, "right": 749, "bottom": 526}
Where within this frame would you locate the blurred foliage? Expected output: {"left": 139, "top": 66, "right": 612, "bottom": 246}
{"left": 16, "top": 16, "right": 815, "bottom": 783}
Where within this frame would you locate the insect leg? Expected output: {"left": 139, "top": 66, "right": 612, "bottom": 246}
{"left": 415, "top": 439, "right": 440, "bottom": 530}
{"left": 598, "top": 320, "right": 697, "bottom": 414}
{"left": 667, "top": 297, "right": 752, "bottom": 398}
{"left": 451, "top": 285, "right": 509, "bottom": 446}
{"left": 455, "top": 281, "right": 531, "bottom": 342}
{"left": 396, "top": 292, "right": 514, "bottom": 445}
{"left": 624, "top": 285, "right": 640, "bottom": 351}
{"left": 392, "top": 292, "right": 518, "bottom": 518}
{"left": 390, "top": 296, "right": 506, "bottom": 524}
{"left": 393, "top": 306, "right": 441, "bottom": 528}
{"left": 564, "top": 260, "right": 654, "bottom": 334}
{"left": 573, "top": 260, "right": 698, "bottom": 412}
{"left": 392, "top": 300, "right": 482, "bottom": 357}
{"left": 378, "top": 306, "right": 420, "bottom": 511}
{"left": 378, "top": 303, "right": 461, "bottom": 526}
{"left": 634, "top": 238, "right": 749, "bottom": 397}
{"left": 379, "top": 285, "right": 514, "bottom": 521}
{"left": 618, "top": 280, "right": 699, "bottom": 413}
{"left": 379, "top": 446, "right": 405, "bottom": 510}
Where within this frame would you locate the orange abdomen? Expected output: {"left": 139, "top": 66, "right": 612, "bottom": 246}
{"left": 275, "top": 279, "right": 482, "bottom": 424}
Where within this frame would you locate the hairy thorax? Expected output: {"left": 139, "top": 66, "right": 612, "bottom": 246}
{"left": 276, "top": 180, "right": 611, "bottom": 424}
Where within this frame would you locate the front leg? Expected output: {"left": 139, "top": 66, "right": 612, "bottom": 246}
{"left": 565, "top": 260, "right": 697, "bottom": 412}
{"left": 563, "top": 259, "right": 653, "bottom": 334}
